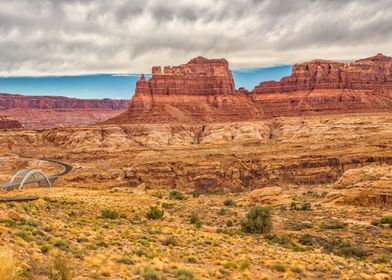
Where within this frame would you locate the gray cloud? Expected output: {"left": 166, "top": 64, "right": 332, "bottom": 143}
{"left": 0, "top": 0, "right": 391, "bottom": 76}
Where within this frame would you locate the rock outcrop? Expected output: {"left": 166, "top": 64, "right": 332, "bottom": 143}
{"left": 325, "top": 164, "right": 392, "bottom": 209}
{"left": 0, "top": 116, "right": 22, "bottom": 129}
{"left": 107, "top": 53, "right": 392, "bottom": 124}
{"left": 0, "top": 93, "right": 129, "bottom": 128}
{"left": 106, "top": 56, "right": 260, "bottom": 123}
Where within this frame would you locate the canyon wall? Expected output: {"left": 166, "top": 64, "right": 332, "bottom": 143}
{"left": 0, "top": 93, "right": 129, "bottom": 128}
{"left": 107, "top": 53, "right": 392, "bottom": 124}
{"left": 0, "top": 115, "right": 22, "bottom": 129}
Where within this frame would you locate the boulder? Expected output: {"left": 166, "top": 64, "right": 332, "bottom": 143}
{"left": 249, "top": 186, "right": 290, "bottom": 205}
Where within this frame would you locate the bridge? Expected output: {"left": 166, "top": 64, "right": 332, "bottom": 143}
{"left": 0, "top": 159, "right": 72, "bottom": 191}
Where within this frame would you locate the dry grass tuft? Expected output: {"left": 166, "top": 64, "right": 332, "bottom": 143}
{"left": 0, "top": 248, "right": 20, "bottom": 280}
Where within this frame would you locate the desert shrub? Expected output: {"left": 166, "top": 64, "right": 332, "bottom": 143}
{"left": 239, "top": 259, "right": 250, "bottom": 270}
{"left": 217, "top": 208, "right": 226, "bottom": 216}
{"left": 264, "top": 234, "right": 305, "bottom": 252}
{"left": 289, "top": 222, "right": 313, "bottom": 231}
{"left": 161, "top": 236, "right": 178, "bottom": 246}
{"left": 223, "top": 199, "right": 235, "bottom": 207}
{"left": 146, "top": 207, "right": 164, "bottom": 220}
{"left": 186, "top": 256, "right": 198, "bottom": 263}
{"left": 53, "top": 240, "right": 70, "bottom": 251}
{"left": 174, "top": 268, "right": 195, "bottom": 280}
{"left": 116, "top": 257, "right": 133, "bottom": 265}
{"left": 162, "top": 203, "right": 174, "bottom": 209}
{"left": 195, "top": 220, "right": 202, "bottom": 229}
{"left": 119, "top": 213, "right": 127, "bottom": 219}
{"left": 223, "top": 261, "right": 237, "bottom": 269}
{"left": 0, "top": 249, "right": 20, "bottom": 280}
{"left": 290, "top": 201, "right": 297, "bottom": 210}
{"left": 141, "top": 266, "right": 162, "bottom": 280}
{"left": 101, "top": 209, "right": 118, "bottom": 219}
{"left": 271, "top": 263, "right": 286, "bottom": 272}
{"left": 372, "top": 216, "right": 392, "bottom": 227}
{"left": 241, "top": 206, "right": 272, "bottom": 233}
{"left": 372, "top": 255, "right": 390, "bottom": 264}
{"left": 1, "top": 218, "right": 17, "bottom": 227}
{"left": 291, "top": 266, "right": 303, "bottom": 273}
{"left": 169, "top": 190, "right": 186, "bottom": 200}
{"left": 298, "top": 234, "right": 314, "bottom": 246}
{"left": 16, "top": 230, "right": 32, "bottom": 242}
{"left": 190, "top": 213, "right": 200, "bottom": 224}
{"left": 49, "top": 253, "right": 73, "bottom": 280}
{"left": 300, "top": 202, "right": 312, "bottom": 211}
{"left": 40, "top": 244, "right": 53, "bottom": 254}
{"left": 191, "top": 191, "right": 201, "bottom": 198}
{"left": 335, "top": 246, "right": 368, "bottom": 259}
{"left": 320, "top": 220, "right": 346, "bottom": 229}
{"left": 154, "top": 192, "right": 163, "bottom": 199}
{"left": 226, "top": 219, "right": 233, "bottom": 227}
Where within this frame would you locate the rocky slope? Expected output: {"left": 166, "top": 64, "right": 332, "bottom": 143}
{"left": 0, "top": 93, "right": 129, "bottom": 128}
{"left": 107, "top": 53, "right": 392, "bottom": 124}
{"left": 0, "top": 115, "right": 22, "bottom": 129}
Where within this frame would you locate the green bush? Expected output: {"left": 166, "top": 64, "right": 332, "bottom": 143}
{"left": 49, "top": 253, "right": 73, "bottom": 280}
{"left": 271, "top": 263, "right": 286, "bottom": 272}
{"left": 320, "top": 220, "right": 346, "bottom": 229}
{"left": 39, "top": 244, "right": 53, "bottom": 254}
{"left": 290, "top": 201, "right": 297, "bottom": 210}
{"left": 335, "top": 246, "right": 368, "bottom": 259}
{"left": 226, "top": 219, "right": 233, "bottom": 227}
{"left": 169, "top": 190, "right": 187, "bottom": 200}
{"left": 372, "top": 216, "right": 392, "bottom": 227}
{"left": 223, "top": 199, "right": 235, "bottom": 207}
{"left": 142, "top": 266, "right": 162, "bottom": 280}
{"left": 217, "top": 208, "right": 226, "bottom": 216}
{"left": 239, "top": 259, "right": 250, "bottom": 271}
{"left": 241, "top": 206, "right": 272, "bottom": 234}
{"left": 174, "top": 268, "right": 195, "bottom": 280}
{"left": 190, "top": 213, "right": 200, "bottom": 224}
{"left": 146, "top": 207, "right": 164, "bottom": 220}
{"left": 101, "top": 209, "right": 118, "bottom": 219}
{"left": 186, "top": 256, "right": 198, "bottom": 263}
{"left": 300, "top": 202, "right": 311, "bottom": 211}
{"left": 162, "top": 203, "right": 174, "bottom": 209}
{"left": 298, "top": 234, "right": 314, "bottom": 246}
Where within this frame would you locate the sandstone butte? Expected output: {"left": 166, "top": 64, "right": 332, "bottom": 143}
{"left": 106, "top": 53, "right": 392, "bottom": 124}
{"left": 0, "top": 93, "right": 129, "bottom": 128}
{"left": 0, "top": 115, "right": 22, "bottom": 129}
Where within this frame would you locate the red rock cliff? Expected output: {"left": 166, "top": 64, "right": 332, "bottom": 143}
{"left": 108, "top": 56, "right": 259, "bottom": 123}
{"left": 0, "top": 116, "right": 22, "bottom": 129}
{"left": 107, "top": 53, "right": 392, "bottom": 124}
{"left": 0, "top": 93, "right": 129, "bottom": 128}
{"left": 253, "top": 53, "right": 392, "bottom": 94}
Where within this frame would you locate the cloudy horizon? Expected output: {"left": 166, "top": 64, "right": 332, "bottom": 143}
{"left": 0, "top": 0, "right": 391, "bottom": 77}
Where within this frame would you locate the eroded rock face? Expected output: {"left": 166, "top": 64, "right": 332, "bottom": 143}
{"left": 253, "top": 53, "right": 392, "bottom": 94}
{"left": 107, "top": 54, "right": 392, "bottom": 124}
{"left": 0, "top": 116, "right": 22, "bottom": 129}
{"left": 106, "top": 56, "right": 260, "bottom": 123}
{"left": 324, "top": 164, "right": 392, "bottom": 209}
{"left": 0, "top": 93, "right": 129, "bottom": 128}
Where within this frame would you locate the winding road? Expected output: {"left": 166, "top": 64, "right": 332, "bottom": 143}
{"left": 0, "top": 158, "right": 72, "bottom": 190}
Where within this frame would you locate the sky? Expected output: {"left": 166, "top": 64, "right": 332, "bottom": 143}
{"left": 0, "top": 0, "right": 391, "bottom": 98}
{"left": 0, "top": 66, "right": 292, "bottom": 99}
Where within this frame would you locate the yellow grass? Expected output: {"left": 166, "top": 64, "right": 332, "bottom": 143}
{"left": 0, "top": 248, "right": 19, "bottom": 280}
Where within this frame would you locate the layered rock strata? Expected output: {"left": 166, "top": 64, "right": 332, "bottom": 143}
{"left": 0, "top": 93, "right": 129, "bottom": 128}
{"left": 0, "top": 116, "right": 22, "bottom": 129}
{"left": 107, "top": 53, "right": 392, "bottom": 124}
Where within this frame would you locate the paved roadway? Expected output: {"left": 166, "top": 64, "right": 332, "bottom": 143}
{"left": 0, "top": 159, "right": 72, "bottom": 190}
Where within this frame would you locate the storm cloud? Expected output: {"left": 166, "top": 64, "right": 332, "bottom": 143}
{"left": 0, "top": 0, "right": 391, "bottom": 76}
